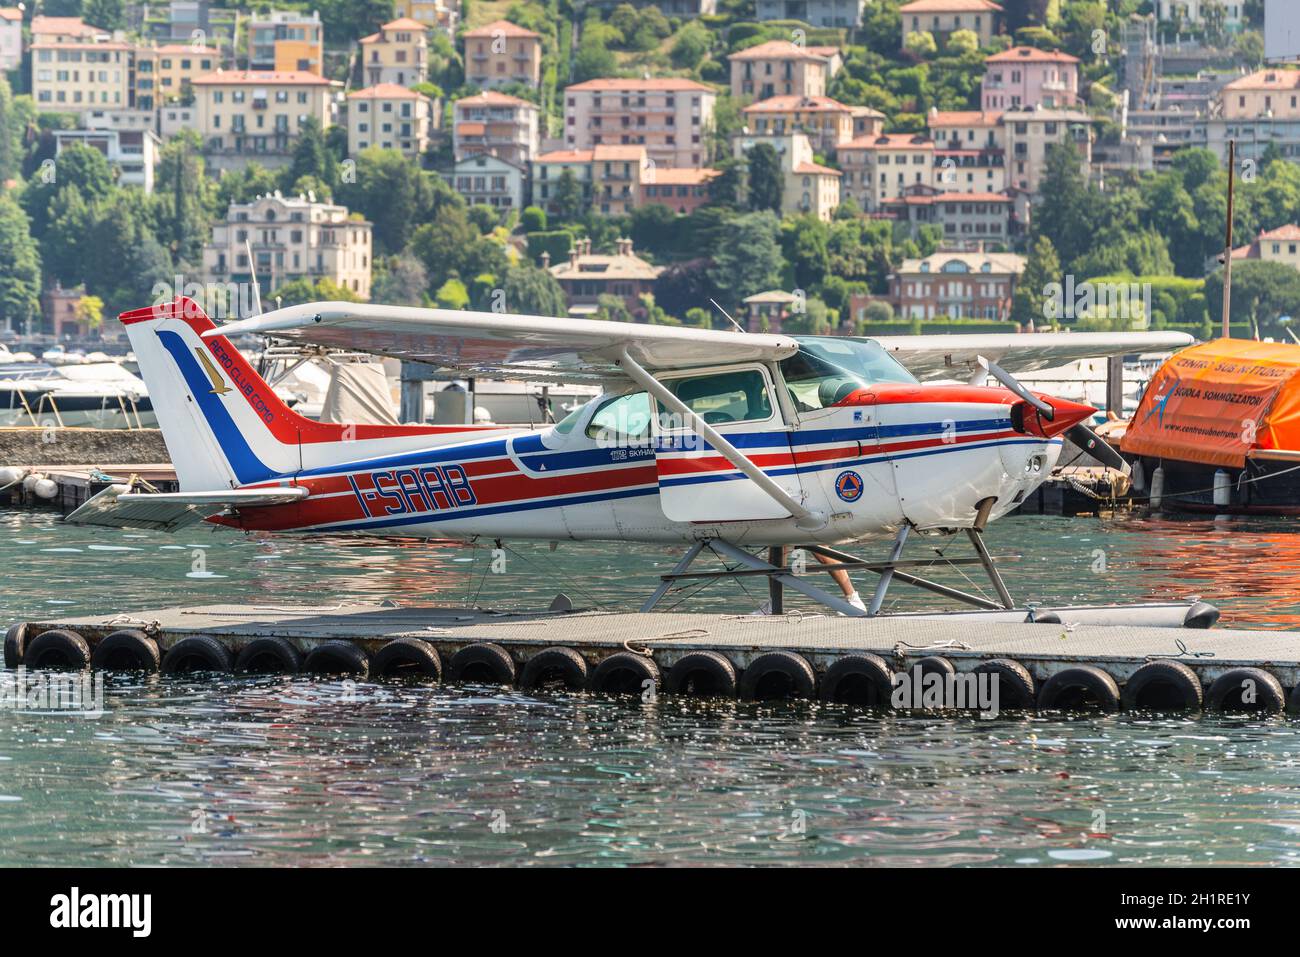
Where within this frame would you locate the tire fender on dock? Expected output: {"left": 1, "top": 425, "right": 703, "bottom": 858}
{"left": 590, "top": 651, "right": 660, "bottom": 697}
{"left": 161, "top": 635, "right": 234, "bottom": 674}
{"left": 448, "top": 642, "right": 517, "bottom": 686}
{"left": 819, "top": 653, "right": 893, "bottom": 707}
{"left": 90, "top": 629, "right": 160, "bottom": 673}
{"left": 1205, "top": 667, "right": 1286, "bottom": 713}
{"left": 4, "top": 623, "right": 27, "bottom": 669}
{"left": 24, "top": 629, "right": 91, "bottom": 670}
{"left": 235, "top": 636, "right": 304, "bottom": 674}
{"left": 302, "top": 640, "right": 370, "bottom": 677}
{"left": 971, "top": 658, "right": 1035, "bottom": 711}
{"left": 371, "top": 638, "right": 442, "bottom": 681}
{"left": 665, "top": 651, "right": 737, "bottom": 698}
{"left": 520, "top": 646, "right": 589, "bottom": 691}
{"left": 739, "top": 651, "right": 816, "bottom": 701}
{"left": 1036, "top": 665, "right": 1121, "bottom": 712}
{"left": 1121, "top": 659, "right": 1202, "bottom": 712}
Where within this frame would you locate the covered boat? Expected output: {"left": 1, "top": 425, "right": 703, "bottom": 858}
{"left": 1120, "top": 338, "right": 1300, "bottom": 513}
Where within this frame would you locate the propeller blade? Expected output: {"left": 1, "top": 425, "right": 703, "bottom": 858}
{"left": 978, "top": 355, "right": 1054, "bottom": 420}
{"left": 1066, "top": 423, "right": 1131, "bottom": 475}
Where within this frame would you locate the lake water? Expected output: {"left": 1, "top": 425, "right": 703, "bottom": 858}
{"left": 1, "top": 509, "right": 1299, "bottom": 866}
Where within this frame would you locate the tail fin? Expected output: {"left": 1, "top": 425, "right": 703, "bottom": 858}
{"left": 120, "top": 298, "right": 472, "bottom": 491}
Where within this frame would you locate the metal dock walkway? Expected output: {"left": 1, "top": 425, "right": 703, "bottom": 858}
{"left": 8, "top": 602, "right": 1300, "bottom": 714}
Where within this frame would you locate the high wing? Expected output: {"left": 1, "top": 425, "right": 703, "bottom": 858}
{"left": 873, "top": 331, "right": 1196, "bottom": 381}
{"left": 206, "top": 302, "right": 799, "bottom": 382}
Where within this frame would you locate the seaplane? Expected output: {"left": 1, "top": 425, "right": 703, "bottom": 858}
{"left": 67, "top": 297, "right": 1195, "bottom": 620}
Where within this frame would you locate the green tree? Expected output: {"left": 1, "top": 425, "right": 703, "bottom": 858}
{"left": 746, "top": 143, "right": 783, "bottom": 214}
{"left": 1206, "top": 260, "right": 1300, "bottom": 338}
{"left": 371, "top": 254, "right": 429, "bottom": 305}
{"left": 83, "top": 0, "right": 125, "bottom": 29}
{"left": 1030, "top": 141, "right": 1092, "bottom": 272}
{"left": 336, "top": 148, "right": 435, "bottom": 254}
{"left": 284, "top": 116, "right": 335, "bottom": 192}
{"left": 709, "top": 210, "right": 783, "bottom": 309}
{"left": 904, "top": 31, "right": 937, "bottom": 58}
{"left": 552, "top": 168, "right": 586, "bottom": 222}
{"left": 781, "top": 214, "right": 830, "bottom": 292}
{"left": 670, "top": 21, "right": 711, "bottom": 71}
{"left": 0, "top": 195, "right": 40, "bottom": 334}
{"left": 0, "top": 76, "right": 22, "bottom": 186}
{"left": 1012, "top": 234, "right": 1062, "bottom": 329}
{"left": 520, "top": 205, "right": 547, "bottom": 232}
{"left": 319, "top": 0, "right": 394, "bottom": 44}
{"left": 503, "top": 263, "right": 568, "bottom": 317}
{"left": 155, "top": 130, "right": 215, "bottom": 266}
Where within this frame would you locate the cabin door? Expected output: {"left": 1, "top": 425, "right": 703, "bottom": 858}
{"left": 651, "top": 364, "right": 805, "bottom": 523}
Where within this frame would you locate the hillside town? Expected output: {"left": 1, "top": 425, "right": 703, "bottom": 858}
{"left": 0, "top": 0, "right": 1288, "bottom": 344}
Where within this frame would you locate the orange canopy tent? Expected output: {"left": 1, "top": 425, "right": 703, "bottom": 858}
{"left": 1121, "top": 338, "right": 1300, "bottom": 469}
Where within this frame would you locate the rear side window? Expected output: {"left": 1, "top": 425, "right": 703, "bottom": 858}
{"left": 658, "top": 369, "right": 774, "bottom": 426}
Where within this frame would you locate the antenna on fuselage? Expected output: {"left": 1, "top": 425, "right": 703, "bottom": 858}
{"left": 710, "top": 298, "right": 746, "bottom": 334}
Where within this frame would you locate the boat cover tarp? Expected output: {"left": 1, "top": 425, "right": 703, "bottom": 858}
{"left": 1121, "top": 338, "right": 1300, "bottom": 468}
{"left": 319, "top": 361, "right": 399, "bottom": 426}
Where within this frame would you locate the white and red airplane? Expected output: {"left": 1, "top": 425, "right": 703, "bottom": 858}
{"left": 68, "top": 298, "right": 1191, "bottom": 616}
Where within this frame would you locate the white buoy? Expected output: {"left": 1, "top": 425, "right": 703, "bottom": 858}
{"left": 32, "top": 477, "right": 58, "bottom": 500}
{"left": 21, "top": 472, "right": 44, "bottom": 493}
{"left": 1131, "top": 459, "right": 1146, "bottom": 494}
{"left": 0, "top": 466, "right": 25, "bottom": 488}
{"left": 1213, "top": 469, "right": 1231, "bottom": 515}
{"left": 1149, "top": 466, "right": 1165, "bottom": 510}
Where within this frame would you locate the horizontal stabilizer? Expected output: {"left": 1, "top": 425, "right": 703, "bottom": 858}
{"left": 65, "top": 484, "right": 308, "bottom": 532}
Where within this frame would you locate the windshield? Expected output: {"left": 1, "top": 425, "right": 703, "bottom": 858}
{"left": 781, "top": 337, "right": 916, "bottom": 411}
{"left": 793, "top": 337, "right": 917, "bottom": 386}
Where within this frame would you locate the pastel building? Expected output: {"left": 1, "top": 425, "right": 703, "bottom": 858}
{"left": 1002, "top": 108, "right": 1093, "bottom": 194}
{"left": 741, "top": 95, "right": 875, "bottom": 154}
{"left": 899, "top": 0, "right": 1002, "bottom": 49}
{"left": 639, "top": 166, "right": 719, "bottom": 215}
{"left": 754, "top": 0, "right": 864, "bottom": 28}
{"left": 982, "top": 47, "right": 1080, "bottom": 111}
{"left": 0, "top": 8, "right": 22, "bottom": 72}
{"left": 203, "top": 192, "right": 373, "bottom": 303}
{"left": 453, "top": 90, "right": 541, "bottom": 166}
{"left": 134, "top": 42, "right": 222, "bottom": 109}
{"left": 31, "top": 37, "right": 134, "bottom": 110}
{"left": 54, "top": 127, "right": 162, "bottom": 192}
{"left": 890, "top": 249, "right": 1025, "bottom": 321}
{"left": 190, "top": 70, "right": 337, "bottom": 168}
{"left": 463, "top": 20, "right": 543, "bottom": 90}
{"left": 548, "top": 237, "right": 663, "bottom": 318}
{"left": 248, "top": 10, "right": 324, "bottom": 75}
{"left": 928, "top": 109, "right": 1006, "bottom": 193}
{"left": 733, "top": 130, "right": 841, "bottom": 221}
{"left": 359, "top": 17, "right": 429, "bottom": 87}
{"left": 347, "top": 84, "right": 437, "bottom": 158}
{"left": 392, "top": 0, "right": 457, "bottom": 37}
{"left": 837, "top": 133, "right": 935, "bottom": 212}
{"left": 453, "top": 153, "right": 527, "bottom": 212}
{"left": 564, "top": 77, "right": 715, "bottom": 169}
{"left": 729, "top": 40, "right": 842, "bottom": 101}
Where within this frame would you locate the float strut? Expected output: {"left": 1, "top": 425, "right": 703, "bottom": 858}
{"left": 868, "top": 525, "right": 910, "bottom": 616}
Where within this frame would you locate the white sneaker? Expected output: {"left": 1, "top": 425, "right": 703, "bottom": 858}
{"left": 847, "top": 591, "right": 867, "bottom": 613}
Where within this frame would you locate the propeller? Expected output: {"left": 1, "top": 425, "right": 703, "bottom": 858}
{"left": 977, "top": 356, "right": 1131, "bottom": 476}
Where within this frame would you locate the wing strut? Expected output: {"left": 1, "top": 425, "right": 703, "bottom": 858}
{"left": 615, "top": 347, "right": 826, "bottom": 530}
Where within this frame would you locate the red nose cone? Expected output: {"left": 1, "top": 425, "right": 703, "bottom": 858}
{"left": 1036, "top": 395, "right": 1097, "bottom": 438}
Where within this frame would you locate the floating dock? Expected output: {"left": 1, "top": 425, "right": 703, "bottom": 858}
{"left": 7, "top": 600, "right": 1299, "bottom": 715}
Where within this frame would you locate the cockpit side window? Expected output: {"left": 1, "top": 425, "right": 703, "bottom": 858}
{"left": 585, "top": 391, "right": 652, "bottom": 444}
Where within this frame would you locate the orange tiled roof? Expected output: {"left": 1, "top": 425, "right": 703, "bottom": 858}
{"left": 535, "top": 149, "right": 595, "bottom": 163}
{"left": 455, "top": 90, "right": 537, "bottom": 107}
{"left": 1224, "top": 69, "right": 1300, "bottom": 91}
{"left": 985, "top": 45, "right": 1079, "bottom": 64}
{"left": 794, "top": 161, "right": 842, "bottom": 176}
{"left": 464, "top": 19, "right": 540, "bottom": 39}
{"left": 743, "top": 94, "right": 853, "bottom": 113}
{"left": 841, "top": 133, "right": 935, "bottom": 150}
{"left": 647, "top": 167, "right": 719, "bottom": 185}
{"left": 900, "top": 0, "right": 1001, "bottom": 10}
{"left": 348, "top": 83, "right": 428, "bottom": 100}
{"left": 192, "top": 70, "right": 333, "bottom": 85}
{"left": 729, "top": 40, "right": 835, "bottom": 62}
{"left": 929, "top": 110, "right": 1003, "bottom": 127}
{"left": 567, "top": 77, "right": 713, "bottom": 92}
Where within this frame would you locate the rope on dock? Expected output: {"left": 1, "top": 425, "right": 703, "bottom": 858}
{"left": 623, "top": 627, "right": 711, "bottom": 657}
{"left": 1149, "top": 637, "right": 1216, "bottom": 661}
